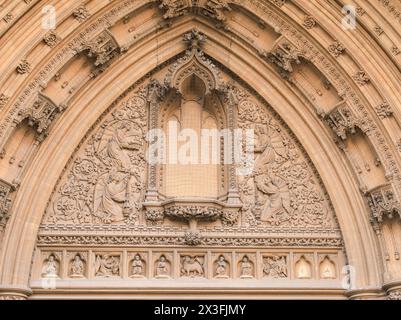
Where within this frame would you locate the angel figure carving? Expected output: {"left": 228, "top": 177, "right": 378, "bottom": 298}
{"left": 181, "top": 256, "right": 204, "bottom": 277}
{"left": 99, "top": 121, "right": 143, "bottom": 171}
{"left": 254, "top": 123, "right": 288, "bottom": 170}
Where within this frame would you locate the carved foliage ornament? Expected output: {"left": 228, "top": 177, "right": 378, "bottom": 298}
{"left": 159, "top": 0, "right": 232, "bottom": 23}
{"left": 375, "top": 102, "right": 393, "bottom": 119}
{"left": 0, "top": 179, "right": 16, "bottom": 232}
{"left": 73, "top": 5, "right": 90, "bottom": 22}
{"left": 43, "top": 31, "right": 59, "bottom": 47}
{"left": 302, "top": 16, "right": 316, "bottom": 29}
{"left": 0, "top": 94, "right": 9, "bottom": 108}
{"left": 328, "top": 41, "right": 345, "bottom": 57}
{"left": 16, "top": 60, "right": 31, "bottom": 74}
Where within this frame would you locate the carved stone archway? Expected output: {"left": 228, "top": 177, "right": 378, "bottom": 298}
{"left": 0, "top": 0, "right": 400, "bottom": 299}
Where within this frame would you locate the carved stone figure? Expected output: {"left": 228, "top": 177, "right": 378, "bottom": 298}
{"left": 239, "top": 256, "right": 253, "bottom": 278}
{"left": 131, "top": 254, "right": 145, "bottom": 278}
{"left": 155, "top": 255, "right": 170, "bottom": 278}
{"left": 94, "top": 254, "right": 120, "bottom": 277}
{"left": 263, "top": 256, "right": 288, "bottom": 278}
{"left": 69, "top": 254, "right": 85, "bottom": 278}
{"left": 180, "top": 255, "right": 204, "bottom": 277}
{"left": 215, "top": 255, "right": 229, "bottom": 278}
{"left": 41, "top": 254, "right": 59, "bottom": 278}
{"left": 94, "top": 170, "right": 131, "bottom": 223}
{"left": 255, "top": 173, "right": 291, "bottom": 225}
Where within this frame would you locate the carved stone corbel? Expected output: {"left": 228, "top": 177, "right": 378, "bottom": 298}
{"left": 73, "top": 29, "right": 123, "bottom": 73}
{"left": 259, "top": 35, "right": 302, "bottom": 80}
{"left": 317, "top": 100, "right": 358, "bottom": 141}
{"left": 17, "top": 92, "right": 66, "bottom": 139}
{"left": 367, "top": 184, "right": 401, "bottom": 225}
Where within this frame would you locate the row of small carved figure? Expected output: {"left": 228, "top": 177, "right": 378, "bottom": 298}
{"left": 39, "top": 251, "right": 338, "bottom": 280}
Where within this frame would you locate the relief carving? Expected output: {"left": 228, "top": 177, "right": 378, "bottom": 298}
{"left": 41, "top": 253, "right": 60, "bottom": 278}
{"left": 238, "top": 255, "right": 254, "bottom": 278}
{"left": 130, "top": 253, "right": 146, "bottom": 278}
{"left": 180, "top": 255, "right": 205, "bottom": 278}
{"left": 238, "top": 98, "right": 336, "bottom": 228}
{"left": 94, "top": 254, "right": 120, "bottom": 277}
{"left": 46, "top": 93, "right": 147, "bottom": 225}
{"left": 69, "top": 253, "right": 85, "bottom": 278}
{"left": 263, "top": 255, "right": 288, "bottom": 278}
{"left": 214, "top": 255, "right": 229, "bottom": 278}
{"left": 155, "top": 254, "right": 171, "bottom": 278}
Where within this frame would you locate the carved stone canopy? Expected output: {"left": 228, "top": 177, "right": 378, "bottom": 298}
{"left": 367, "top": 184, "right": 401, "bottom": 224}
{"left": 164, "top": 29, "right": 223, "bottom": 96}
{"left": 159, "top": 0, "right": 232, "bottom": 23}
{"left": 17, "top": 92, "right": 64, "bottom": 137}
{"left": 318, "top": 100, "right": 358, "bottom": 140}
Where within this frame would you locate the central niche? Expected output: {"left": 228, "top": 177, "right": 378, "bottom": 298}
{"left": 163, "top": 74, "right": 220, "bottom": 199}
